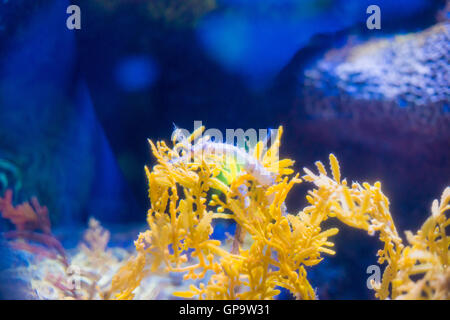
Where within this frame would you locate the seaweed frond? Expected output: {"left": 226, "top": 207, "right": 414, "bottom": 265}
{"left": 303, "top": 156, "right": 449, "bottom": 300}
{"left": 0, "top": 189, "right": 51, "bottom": 234}
{"left": 0, "top": 189, "right": 67, "bottom": 266}
{"left": 112, "top": 126, "right": 339, "bottom": 300}
{"left": 113, "top": 126, "right": 448, "bottom": 300}
{"left": 393, "top": 187, "right": 449, "bottom": 300}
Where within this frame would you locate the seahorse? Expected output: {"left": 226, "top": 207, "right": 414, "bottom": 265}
{"left": 169, "top": 126, "right": 287, "bottom": 215}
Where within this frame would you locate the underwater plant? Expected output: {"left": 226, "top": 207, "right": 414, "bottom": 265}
{"left": 29, "top": 217, "right": 130, "bottom": 300}
{"left": 0, "top": 189, "right": 66, "bottom": 265}
{"left": 1, "top": 126, "right": 447, "bottom": 300}
{"left": 0, "top": 190, "right": 182, "bottom": 299}
{"left": 302, "top": 161, "right": 449, "bottom": 299}
{"left": 0, "top": 191, "right": 129, "bottom": 299}
{"left": 110, "top": 126, "right": 449, "bottom": 300}
{"left": 110, "top": 125, "right": 327, "bottom": 300}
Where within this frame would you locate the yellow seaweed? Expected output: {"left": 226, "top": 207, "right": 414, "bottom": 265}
{"left": 110, "top": 126, "right": 449, "bottom": 300}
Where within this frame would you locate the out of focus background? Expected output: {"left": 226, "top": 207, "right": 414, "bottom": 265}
{"left": 0, "top": 0, "right": 448, "bottom": 299}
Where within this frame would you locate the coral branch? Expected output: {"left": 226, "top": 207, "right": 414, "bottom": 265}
{"left": 0, "top": 190, "right": 51, "bottom": 234}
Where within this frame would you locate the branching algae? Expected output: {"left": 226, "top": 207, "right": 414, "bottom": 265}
{"left": 110, "top": 126, "right": 449, "bottom": 300}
